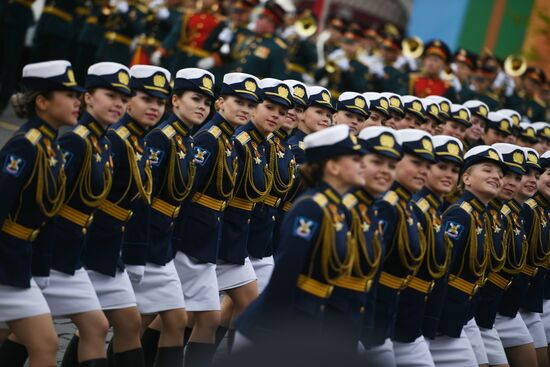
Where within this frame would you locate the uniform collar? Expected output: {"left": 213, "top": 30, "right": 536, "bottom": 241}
{"left": 243, "top": 121, "right": 266, "bottom": 143}
{"left": 212, "top": 113, "right": 234, "bottom": 136}
{"left": 353, "top": 188, "right": 374, "bottom": 206}
{"left": 80, "top": 112, "right": 106, "bottom": 138}
{"left": 28, "top": 116, "right": 58, "bottom": 140}
{"left": 274, "top": 129, "right": 289, "bottom": 140}
{"left": 169, "top": 113, "right": 191, "bottom": 136}
{"left": 320, "top": 181, "right": 342, "bottom": 205}
{"left": 416, "top": 187, "right": 442, "bottom": 210}
{"left": 489, "top": 198, "right": 503, "bottom": 212}
{"left": 533, "top": 192, "right": 550, "bottom": 209}
{"left": 461, "top": 191, "right": 487, "bottom": 213}
{"left": 392, "top": 181, "right": 412, "bottom": 202}
{"left": 121, "top": 113, "right": 147, "bottom": 137}
{"left": 292, "top": 128, "right": 308, "bottom": 141}
{"left": 506, "top": 199, "right": 522, "bottom": 214}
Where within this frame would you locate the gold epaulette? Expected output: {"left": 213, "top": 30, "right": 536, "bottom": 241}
{"left": 526, "top": 198, "right": 538, "bottom": 209}
{"left": 298, "top": 141, "right": 305, "bottom": 150}
{"left": 382, "top": 190, "right": 399, "bottom": 206}
{"left": 274, "top": 37, "right": 287, "bottom": 49}
{"left": 161, "top": 125, "right": 176, "bottom": 138}
{"left": 312, "top": 193, "right": 328, "bottom": 208}
{"left": 501, "top": 204, "right": 511, "bottom": 216}
{"left": 115, "top": 126, "right": 131, "bottom": 140}
{"left": 236, "top": 131, "right": 251, "bottom": 145}
{"left": 24, "top": 128, "right": 42, "bottom": 145}
{"left": 73, "top": 125, "right": 90, "bottom": 139}
{"left": 342, "top": 193, "right": 358, "bottom": 210}
{"left": 416, "top": 198, "right": 430, "bottom": 213}
{"left": 460, "top": 201, "right": 473, "bottom": 214}
{"left": 208, "top": 126, "right": 222, "bottom": 138}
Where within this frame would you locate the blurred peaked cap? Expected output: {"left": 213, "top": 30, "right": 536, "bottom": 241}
{"left": 402, "top": 95, "right": 426, "bottom": 121}
{"left": 306, "top": 86, "right": 336, "bottom": 112}
{"left": 259, "top": 77, "right": 293, "bottom": 108}
{"left": 221, "top": 72, "right": 262, "bottom": 102}
{"left": 463, "top": 145, "right": 508, "bottom": 173}
{"left": 521, "top": 146, "right": 542, "bottom": 171}
{"left": 432, "top": 135, "right": 464, "bottom": 164}
{"left": 397, "top": 128, "right": 436, "bottom": 162}
{"left": 497, "top": 109, "right": 521, "bottom": 127}
{"left": 86, "top": 61, "right": 132, "bottom": 96}
{"left": 284, "top": 79, "right": 308, "bottom": 107}
{"left": 492, "top": 143, "right": 527, "bottom": 175}
{"left": 129, "top": 64, "right": 171, "bottom": 99}
{"left": 540, "top": 151, "right": 550, "bottom": 169}
{"left": 337, "top": 92, "right": 369, "bottom": 117}
{"left": 449, "top": 104, "right": 471, "bottom": 127}
{"left": 464, "top": 100, "right": 490, "bottom": 120}
{"left": 424, "top": 39, "right": 451, "bottom": 62}
{"left": 518, "top": 123, "right": 538, "bottom": 143}
{"left": 173, "top": 67, "right": 215, "bottom": 98}
{"left": 486, "top": 112, "right": 512, "bottom": 135}
{"left": 363, "top": 92, "right": 389, "bottom": 117}
{"left": 524, "top": 66, "right": 546, "bottom": 84}
{"left": 21, "top": 59, "right": 84, "bottom": 93}
{"left": 453, "top": 48, "right": 477, "bottom": 69}
{"left": 304, "top": 124, "right": 366, "bottom": 163}
{"left": 358, "top": 126, "right": 402, "bottom": 160}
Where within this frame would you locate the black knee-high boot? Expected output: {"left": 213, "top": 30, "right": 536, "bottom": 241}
{"left": 184, "top": 342, "right": 217, "bottom": 367}
{"left": 226, "top": 329, "right": 236, "bottom": 354}
{"left": 61, "top": 334, "right": 80, "bottom": 367}
{"left": 114, "top": 348, "right": 145, "bottom": 367}
{"left": 0, "top": 339, "right": 28, "bottom": 367}
{"left": 153, "top": 346, "right": 184, "bottom": 367}
{"left": 79, "top": 358, "right": 108, "bottom": 367}
{"left": 141, "top": 328, "right": 160, "bottom": 367}
{"left": 213, "top": 327, "right": 228, "bottom": 350}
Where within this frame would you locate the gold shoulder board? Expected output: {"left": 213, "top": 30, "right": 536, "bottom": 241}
{"left": 24, "top": 128, "right": 42, "bottom": 145}
{"left": 416, "top": 198, "right": 430, "bottom": 213}
{"left": 73, "top": 125, "right": 90, "bottom": 138}
{"left": 161, "top": 125, "right": 176, "bottom": 138}
{"left": 526, "top": 198, "right": 537, "bottom": 209}
{"left": 298, "top": 141, "right": 305, "bottom": 150}
{"left": 460, "top": 201, "right": 473, "bottom": 213}
{"left": 343, "top": 193, "right": 358, "bottom": 209}
{"left": 312, "top": 193, "right": 328, "bottom": 208}
{"left": 500, "top": 205, "right": 511, "bottom": 216}
{"left": 236, "top": 131, "right": 251, "bottom": 145}
{"left": 208, "top": 126, "right": 222, "bottom": 138}
{"left": 275, "top": 37, "right": 287, "bottom": 49}
{"left": 116, "top": 126, "right": 131, "bottom": 140}
{"left": 382, "top": 191, "right": 399, "bottom": 206}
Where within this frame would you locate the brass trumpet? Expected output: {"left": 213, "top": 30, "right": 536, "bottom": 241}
{"left": 402, "top": 36, "right": 424, "bottom": 59}
{"left": 504, "top": 54, "right": 527, "bottom": 77}
{"left": 295, "top": 12, "right": 317, "bottom": 39}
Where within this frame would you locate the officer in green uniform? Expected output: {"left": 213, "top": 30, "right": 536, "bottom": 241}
{"left": 31, "top": 0, "right": 78, "bottom": 61}
{"left": 471, "top": 56, "right": 504, "bottom": 110}
{"left": 74, "top": 0, "right": 107, "bottom": 83}
{"left": 378, "top": 33, "right": 408, "bottom": 95}
{"left": 95, "top": 1, "right": 148, "bottom": 65}
{"left": 284, "top": 10, "right": 318, "bottom": 83}
{"left": 231, "top": 0, "right": 287, "bottom": 80}
{"left": 506, "top": 67, "right": 547, "bottom": 122}
{"left": 68, "top": 0, "right": 90, "bottom": 64}
{"left": 444, "top": 48, "right": 477, "bottom": 103}
{"left": 0, "top": 0, "right": 36, "bottom": 113}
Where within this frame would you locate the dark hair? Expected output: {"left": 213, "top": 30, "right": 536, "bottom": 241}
{"left": 299, "top": 160, "right": 328, "bottom": 189}
{"left": 10, "top": 91, "right": 53, "bottom": 119}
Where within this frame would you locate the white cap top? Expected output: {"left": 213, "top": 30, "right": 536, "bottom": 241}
{"left": 531, "top": 122, "right": 550, "bottom": 131}
{"left": 304, "top": 124, "right": 350, "bottom": 149}
{"left": 426, "top": 95, "right": 451, "bottom": 105}
{"left": 521, "top": 147, "right": 539, "bottom": 159}
{"left": 176, "top": 67, "right": 214, "bottom": 81}
{"left": 497, "top": 109, "right": 521, "bottom": 118}
{"left": 464, "top": 100, "right": 489, "bottom": 109}
{"left": 464, "top": 145, "right": 503, "bottom": 160}
{"left": 398, "top": 128, "right": 432, "bottom": 143}
{"left": 130, "top": 64, "right": 171, "bottom": 80}
{"left": 88, "top": 62, "right": 129, "bottom": 76}
{"left": 541, "top": 151, "right": 550, "bottom": 159}
{"left": 259, "top": 78, "right": 285, "bottom": 88}
{"left": 492, "top": 143, "right": 523, "bottom": 155}
{"left": 362, "top": 92, "right": 382, "bottom": 101}
{"left": 401, "top": 95, "right": 420, "bottom": 103}
{"left": 433, "top": 135, "right": 463, "bottom": 150}
{"left": 23, "top": 60, "right": 72, "bottom": 78}
{"left": 306, "top": 85, "right": 330, "bottom": 97}
{"left": 223, "top": 72, "right": 259, "bottom": 85}
{"left": 359, "top": 126, "right": 401, "bottom": 143}
{"left": 339, "top": 91, "right": 363, "bottom": 102}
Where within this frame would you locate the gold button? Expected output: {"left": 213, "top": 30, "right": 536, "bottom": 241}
{"left": 121, "top": 226, "right": 125, "bottom": 232}
{"left": 30, "top": 229, "right": 40, "bottom": 242}
{"left": 86, "top": 214, "right": 94, "bottom": 227}
{"left": 359, "top": 306, "right": 365, "bottom": 313}
{"left": 221, "top": 201, "right": 227, "bottom": 211}
{"left": 82, "top": 228, "right": 87, "bottom": 235}
{"left": 272, "top": 216, "right": 276, "bottom": 221}
{"left": 275, "top": 198, "right": 281, "bottom": 207}
{"left": 366, "top": 279, "right": 373, "bottom": 292}
{"left": 127, "top": 211, "right": 133, "bottom": 220}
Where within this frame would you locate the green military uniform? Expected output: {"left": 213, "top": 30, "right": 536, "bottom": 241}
{"left": 285, "top": 36, "right": 317, "bottom": 82}
{"left": 380, "top": 65, "right": 408, "bottom": 95}
{"left": 95, "top": 2, "right": 148, "bottom": 65}
{"left": 144, "top": 5, "right": 182, "bottom": 70}
{"left": 474, "top": 90, "right": 503, "bottom": 111}
{"left": 74, "top": 0, "right": 106, "bottom": 83}
{"left": 506, "top": 92, "right": 547, "bottom": 122}
{"left": 68, "top": 0, "right": 90, "bottom": 64}
{"left": 232, "top": 33, "right": 288, "bottom": 80}
{"left": 31, "top": 0, "right": 78, "bottom": 61}
{"left": 0, "top": 0, "right": 35, "bottom": 112}
{"left": 444, "top": 82, "right": 476, "bottom": 103}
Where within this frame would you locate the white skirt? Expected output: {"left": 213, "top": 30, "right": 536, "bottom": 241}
{"left": 494, "top": 313, "right": 533, "bottom": 348}
{"left": 42, "top": 268, "right": 102, "bottom": 317}
{"left": 520, "top": 310, "right": 548, "bottom": 349}
{"left": 393, "top": 335, "right": 435, "bottom": 367}
{"left": 249, "top": 256, "right": 274, "bottom": 293}
{"left": 87, "top": 269, "right": 137, "bottom": 310}
{"left": 0, "top": 279, "right": 51, "bottom": 322}
{"left": 360, "top": 338, "right": 396, "bottom": 367}
{"left": 216, "top": 257, "right": 257, "bottom": 291}
{"left": 174, "top": 252, "right": 220, "bottom": 312}
{"left": 131, "top": 261, "right": 185, "bottom": 314}
{"left": 426, "top": 330, "right": 478, "bottom": 367}
{"left": 463, "top": 318, "right": 489, "bottom": 364}
{"left": 479, "top": 326, "right": 508, "bottom": 365}
{"left": 541, "top": 300, "right": 550, "bottom": 342}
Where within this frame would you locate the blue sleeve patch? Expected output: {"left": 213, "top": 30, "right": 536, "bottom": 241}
{"left": 3, "top": 154, "right": 25, "bottom": 177}
{"left": 293, "top": 216, "right": 318, "bottom": 240}
{"left": 194, "top": 146, "right": 211, "bottom": 166}
{"left": 445, "top": 221, "right": 464, "bottom": 240}
{"left": 147, "top": 147, "right": 164, "bottom": 166}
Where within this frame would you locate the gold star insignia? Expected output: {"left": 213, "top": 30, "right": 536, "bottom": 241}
{"left": 434, "top": 224, "right": 441, "bottom": 233}
{"left": 277, "top": 151, "right": 285, "bottom": 159}
{"left": 95, "top": 153, "right": 101, "bottom": 163}
{"left": 513, "top": 228, "right": 521, "bottom": 236}
{"left": 254, "top": 156, "right": 262, "bottom": 165}
{"left": 49, "top": 156, "right": 57, "bottom": 167}
{"left": 407, "top": 217, "right": 413, "bottom": 226}
{"left": 136, "top": 152, "right": 142, "bottom": 161}
{"left": 225, "top": 148, "right": 232, "bottom": 157}
{"left": 334, "top": 222, "right": 343, "bottom": 231}
{"left": 476, "top": 226, "right": 483, "bottom": 235}
{"left": 177, "top": 150, "right": 186, "bottom": 160}
{"left": 494, "top": 226, "right": 501, "bottom": 233}
{"left": 361, "top": 222, "right": 370, "bottom": 232}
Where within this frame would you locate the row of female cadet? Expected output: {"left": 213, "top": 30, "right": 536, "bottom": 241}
{"left": 0, "top": 59, "right": 550, "bottom": 367}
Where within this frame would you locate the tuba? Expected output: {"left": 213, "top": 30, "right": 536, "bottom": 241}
{"left": 504, "top": 54, "right": 527, "bottom": 77}
{"left": 402, "top": 36, "right": 424, "bottom": 59}
{"left": 295, "top": 12, "right": 317, "bottom": 39}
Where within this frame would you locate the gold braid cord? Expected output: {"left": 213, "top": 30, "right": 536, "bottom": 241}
{"left": 236, "top": 144, "right": 273, "bottom": 202}
{"left": 528, "top": 206, "right": 549, "bottom": 266}
{"left": 124, "top": 140, "right": 152, "bottom": 204}
{"left": 486, "top": 212, "right": 506, "bottom": 272}
{"left": 268, "top": 139, "right": 295, "bottom": 196}
{"left": 501, "top": 212, "right": 527, "bottom": 275}
{"left": 163, "top": 139, "right": 195, "bottom": 202}
{"left": 391, "top": 202, "right": 426, "bottom": 272}
{"left": 195, "top": 137, "right": 236, "bottom": 201}
{"left": 33, "top": 144, "right": 66, "bottom": 217}
{"left": 423, "top": 209, "right": 450, "bottom": 279}
{"left": 349, "top": 206, "right": 381, "bottom": 281}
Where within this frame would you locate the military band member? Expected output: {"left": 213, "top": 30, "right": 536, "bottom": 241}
{"left": 463, "top": 100, "right": 490, "bottom": 150}
{"left": 506, "top": 67, "right": 547, "bottom": 123}
{"left": 74, "top": 0, "right": 107, "bottom": 83}
{"left": 409, "top": 39, "right": 451, "bottom": 98}
{"left": 483, "top": 112, "right": 512, "bottom": 145}
{"left": 234, "top": 125, "right": 367, "bottom": 348}
{"left": 378, "top": 34, "right": 408, "bottom": 95}
{"left": 444, "top": 48, "right": 477, "bottom": 104}
{"left": 333, "top": 92, "right": 369, "bottom": 134}
{"left": 362, "top": 93, "right": 390, "bottom": 127}
{"left": 0, "top": 60, "right": 74, "bottom": 367}
{"left": 283, "top": 10, "right": 318, "bottom": 83}
{"left": 439, "top": 104, "right": 471, "bottom": 143}
{"left": 470, "top": 61, "right": 503, "bottom": 111}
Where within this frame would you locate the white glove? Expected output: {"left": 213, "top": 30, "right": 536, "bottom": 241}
{"left": 126, "top": 265, "right": 145, "bottom": 284}
{"left": 115, "top": 1, "right": 129, "bottom": 13}
{"left": 197, "top": 56, "right": 216, "bottom": 69}
{"left": 334, "top": 57, "right": 350, "bottom": 71}
{"left": 218, "top": 27, "right": 233, "bottom": 43}
{"left": 151, "top": 50, "right": 163, "bottom": 66}
{"left": 451, "top": 75, "right": 462, "bottom": 92}
{"left": 149, "top": 0, "right": 164, "bottom": 8}
{"left": 34, "top": 276, "right": 50, "bottom": 290}
{"left": 156, "top": 7, "right": 170, "bottom": 20}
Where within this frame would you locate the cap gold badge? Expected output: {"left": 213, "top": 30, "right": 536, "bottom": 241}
{"left": 528, "top": 152, "right": 537, "bottom": 163}
{"left": 447, "top": 142, "right": 459, "bottom": 155}
{"left": 153, "top": 74, "right": 166, "bottom": 87}
{"left": 202, "top": 76, "right": 213, "bottom": 90}
{"left": 245, "top": 79, "right": 257, "bottom": 92}
{"left": 390, "top": 97, "right": 400, "bottom": 107}
{"left": 322, "top": 92, "right": 331, "bottom": 103}
{"left": 412, "top": 101, "right": 422, "bottom": 112}
{"left": 513, "top": 151, "right": 524, "bottom": 164}
{"left": 354, "top": 97, "right": 366, "bottom": 109}
{"left": 380, "top": 134, "right": 395, "bottom": 148}
{"left": 459, "top": 109, "right": 468, "bottom": 120}
{"left": 422, "top": 138, "right": 432, "bottom": 151}
{"left": 278, "top": 85, "right": 289, "bottom": 99}
{"left": 293, "top": 86, "right": 305, "bottom": 98}
{"left": 430, "top": 105, "right": 439, "bottom": 115}
{"left": 118, "top": 71, "right": 129, "bottom": 85}
{"left": 380, "top": 98, "right": 389, "bottom": 109}
{"left": 500, "top": 120, "right": 509, "bottom": 131}
{"left": 441, "top": 102, "right": 449, "bottom": 113}
{"left": 479, "top": 106, "right": 488, "bottom": 117}
{"left": 488, "top": 150, "right": 500, "bottom": 161}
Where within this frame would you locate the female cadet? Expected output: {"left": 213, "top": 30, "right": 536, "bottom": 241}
{"left": 246, "top": 78, "right": 295, "bottom": 294}
{"left": 422, "top": 98, "right": 443, "bottom": 135}
{"left": 380, "top": 92, "right": 405, "bottom": 129}
{"left": 234, "top": 124, "right": 367, "bottom": 348}
{"left": 398, "top": 96, "right": 427, "bottom": 130}
{"left": 475, "top": 143, "right": 528, "bottom": 367}
{"left": 383, "top": 129, "right": 436, "bottom": 366}
{"left": 74, "top": 62, "right": 146, "bottom": 367}
{"left": 282, "top": 80, "right": 307, "bottom": 134}
{"left": 353, "top": 126, "right": 402, "bottom": 366}
{"left": 362, "top": 93, "right": 390, "bottom": 127}
{"left": 31, "top": 59, "right": 113, "bottom": 367}
{"left": 333, "top": 92, "right": 369, "bottom": 134}
{"left": 463, "top": 101, "right": 490, "bottom": 151}
{"left": 171, "top": 72, "right": 252, "bottom": 367}
{"left": 439, "top": 104, "right": 471, "bottom": 142}
{"left": 437, "top": 145, "right": 507, "bottom": 367}
{"left": 117, "top": 65, "right": 189, "bottom": 367}
{"left": 0, "top": 60, "right": 76, "bottom": 367}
